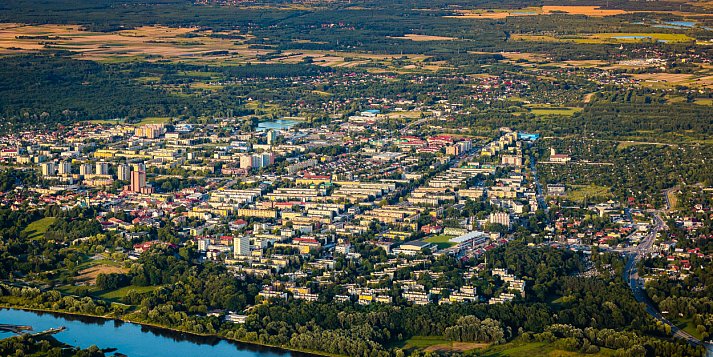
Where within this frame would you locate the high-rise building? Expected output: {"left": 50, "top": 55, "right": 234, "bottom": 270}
{"left": 130, "top": 169, "right": 146, "bottom": 193}
{"left": 239, "top": 155, "right": 253, "bottom": 169}
{"left": 117, "top": 164, "right": 130, "bottom": 181}
{"left": 261, "top": 153, "right": 274, "bottom": 167}
{"left": 233, "top": 236, "right": 250, "bottom": 257}
{"left": 266, "top": 130, "right": 277, "bottom": 145}
{"left": 58, "top": 161, "right": 72, "bottom": 175}
{"left": 501, "top": 155, "right": 523, "bottom": 167}
{"left": 197, "top": 238, "right": 210, "bottom": 252}
{"left": 79, "top": 164, "right": 93, "bottom": 176}
{"left": 40, "top": 162, "right": 55, "bottom": 177}
{"left": 488, "top": 212, "right": 511, "bottom": 229}
{"left": 96, "top": 161, "right": 109, "bottom": 176}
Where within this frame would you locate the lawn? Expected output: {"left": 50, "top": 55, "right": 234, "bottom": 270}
{"left": 478, "top": 339, "right": 616, "bottom": 356}
{"left": 529, "top": 107, "right": 582, "bottom": 116}
{"left": 578, "top": 33, "right": 694, "bottom": 44}
{"left": 694, "top": 98, "right": 713, "bottom": 106}
{"left": 134, "top": 116, "right": 171, "bottom": 125}
{"left": 400, "top": 335, "right": 451, "bottom": 349}
{"left": 564, "top": 185, "right": 612, "bottom": 202}
{"left": 671, "top": 318, "right": 704, "bottom": 340}
{"left": 22, "top": 217, "right": 56, "bottom": 240}
{"left": 511, "top": 33, "right": 694, "bottom": 45}
{"left": 84, "top": 119, "right": 123, "bottom": 124}
{"left": 424, "top": 234, "right": 457, "bottom": 249}
{"left": 99, "top": 285, "right": 160, "bottom": 301}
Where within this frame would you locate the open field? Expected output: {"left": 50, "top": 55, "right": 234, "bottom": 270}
{"left": 564, "top": 185, "right": 612, "bottom": 202}
{"left": 76, "top": 264, "right": 129, "bottom": 285}
{"left": 694, "top": 97, "right": 713, "bottom": 106}
{"left": 541, "top": 6, "right": 628, "bottom": 16}
{"left": 0, "top": 22, "right": 447, "bottom": 72}
{"left": 402, "top": 335, "right": 449, "bottom": 348}
{"left": 384, "top": 111, "right": 426, "bottom": 119}
{"left": 528, "top": 106, "right": 582, "bottom": 116}
{"left": 22, "top": 217, "right": 56, "bottom": 240}
{"left": 425, "top": 341, "right": 488, "bottom": 352}
{"left": 98, "top": 285, "right": 160, "bottom": 301}
{"left": 392, "top": 34, "right": 457, "bottom": 41}
{"left": 446, "top": 6, "right": 628, "bottom": 19}
{"left": 632, "top": 72, "right": 713, "bottom": 89}
{"left": 444, "top": 9, "right": 539, "bottom": 19}
{"left": 0, "top": 24, "right": 257, "bottom": 61}
{"left": 512, "top": 33, "right": 695, "bottom": 45}
{"left": 479, "top": 339, "right": 616, "bottom": 356}
{"left": 447, "top": 5, "right": 710, "bottom": 19}
{"left": 671, "top": 318, "right": 705, "bottom": 340}
{"left": 424, "top": 234, "right": 457, "bottom": 249}
{"left": 133, "top": 117, "right": 172, "bottom": 125}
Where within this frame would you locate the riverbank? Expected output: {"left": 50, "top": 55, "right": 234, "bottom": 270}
{"left": 0, "top": 304, "right": 339, "bottom": 357}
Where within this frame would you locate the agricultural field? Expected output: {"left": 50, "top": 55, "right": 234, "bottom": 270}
{"left": 0, "top": 22, "right": 442, "bottom": 73}
{"left": 632, "top": 72, "right": 713, "bottom": 90}
{"left": 0, "top": 24, "right": 257, "bottom": 62}
{"left": 392, "top": 34, "right": 458, "bottom": 42}
{"left": 511, "top": 33, "right": 695, "bottom": 44}
{"left": 445, "top": 6, "right": 628, "bottom": 19}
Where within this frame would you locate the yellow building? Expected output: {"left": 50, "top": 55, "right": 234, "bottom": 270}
{"left": 237, "top": 209, "right": 277, "bottom": 219}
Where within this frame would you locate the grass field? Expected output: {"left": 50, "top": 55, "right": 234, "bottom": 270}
{"left": 670, "top": 318, "right": 705, "bottom": 340}
{"left": 512, "top": 33, "right": 695, "bottom": 45}
{"left": 694, "top": 98, "right": 713, "bottom": 106}
{"left": 133, "top": 117, "right": 172, "bottom": 125}
{"left": 424, "top": 234, "right": 457, "bottom": 249}
{"left": 479, "top": 338, "right": 616, "bottom": 356}
{"left": 446, "top": 6, "right": 628, "bottom": 19}
{"left": 564, "top": 185, "right": 612, "bottom": 202}
{"left": 392, "top": 34, "right": 458, "bottom": 41}
{"left": 99, "top": 285, "right": 159, "bottom": 301}
{"left": 528, "top": 106, "right": 582, "bottom": 116}
{"left": 76, "top": 263, "right": 129, "bottom": 285}
{"left": 22, "top": 217, "right": 56, "bottom": 240}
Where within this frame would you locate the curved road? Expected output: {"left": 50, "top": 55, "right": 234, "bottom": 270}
{"left": 622, "top": 213, "right": 713, "bottom": 356}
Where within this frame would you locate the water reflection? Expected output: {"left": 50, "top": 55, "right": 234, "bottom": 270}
{"left": 1, "top": 308, "right": 311, "bottom": 357}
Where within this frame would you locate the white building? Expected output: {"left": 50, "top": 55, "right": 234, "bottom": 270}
{"left": 58, "top": 161, "right": 72, "bottom": 175}
{"left": 489, "top": 212, "right": 510, "bottom": 228}
{"left": 117, "top": 164, "right": 131, "bottom": 181}
{"left": 41, "top": 162, "right": 55, "bottom": 177}
{"left": 96, "top": 161, "right": 109, "bottom": 176}
{"left": 79, "top": 164, "right": 93, "bottom": 176}
{"left": 233, "top": 236, "right": 250, "bottom": 257}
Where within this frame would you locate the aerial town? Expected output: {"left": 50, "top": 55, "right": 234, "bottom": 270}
{"left": 0, "top": 0, "right": 712, "bottom": 355}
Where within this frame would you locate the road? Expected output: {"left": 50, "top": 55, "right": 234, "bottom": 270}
{"left": 399, "top": 117, "right": 430, "bottom": 135}
{"left": 621, "top": 212, "right": 713, "bottom": 356}
{"left": 529, "top": 153, "right": 550, "bottom": 227}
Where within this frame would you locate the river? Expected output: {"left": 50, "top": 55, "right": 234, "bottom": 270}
{"left": 0, "top": 308, "right": 308, "bottom": 357}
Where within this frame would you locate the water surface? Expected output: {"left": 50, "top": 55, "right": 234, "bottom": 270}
{"left": 0, "top": 308, "right": 305, "bottom": 357}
